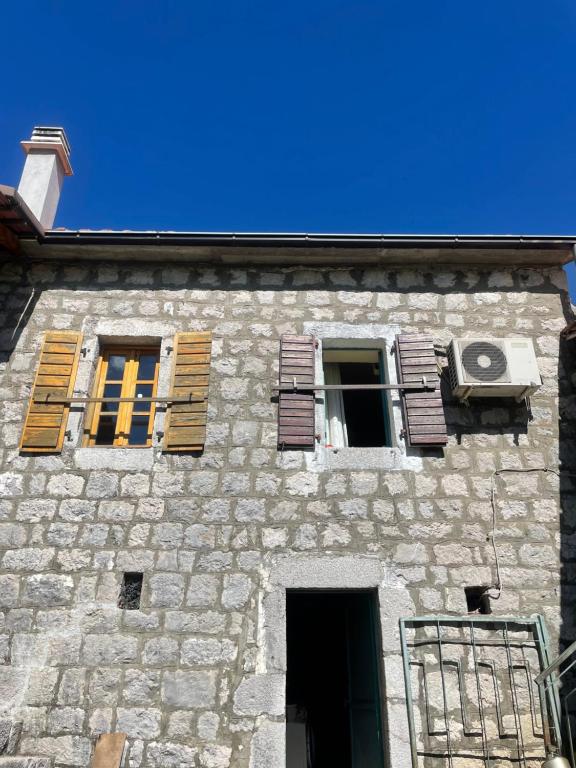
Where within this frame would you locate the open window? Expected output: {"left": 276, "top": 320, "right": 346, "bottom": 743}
{"left": 84, "top": 346, "right": 160, "bottom": 447}
{"left": 323, "top": 349, "right": 392, "bottom": 448}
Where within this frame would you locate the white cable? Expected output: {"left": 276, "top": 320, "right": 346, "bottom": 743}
{"left": 487, "top": 467, "right": 562, "bottom": 600}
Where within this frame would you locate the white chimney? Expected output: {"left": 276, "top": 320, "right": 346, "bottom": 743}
{"left": 17, "top": 126, "right": 73, "bottom": 230}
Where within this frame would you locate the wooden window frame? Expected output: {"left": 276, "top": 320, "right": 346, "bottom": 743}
{"left": 84, "top": 345, "right": 160, "bottom": 447}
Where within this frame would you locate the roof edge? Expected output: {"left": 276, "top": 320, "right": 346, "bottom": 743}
{"left": 41, "top": 230, "right": 576, "bottom": 249}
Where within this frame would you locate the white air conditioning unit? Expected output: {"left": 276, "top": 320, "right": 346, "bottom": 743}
{"left": 447, "top": 338, "right": 541, "bottom": 400}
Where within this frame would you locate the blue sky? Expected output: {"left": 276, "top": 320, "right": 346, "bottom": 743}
{"left": 2, "top": 1, "right": 576, "bottom": 291}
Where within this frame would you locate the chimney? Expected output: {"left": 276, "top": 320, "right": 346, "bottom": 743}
{"left": 17, "top": 127, "right": 73, "bottom": 230}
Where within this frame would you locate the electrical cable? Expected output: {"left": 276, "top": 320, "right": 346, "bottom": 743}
{"left": 487, "top": 466, "right": 569, "bottom": 600}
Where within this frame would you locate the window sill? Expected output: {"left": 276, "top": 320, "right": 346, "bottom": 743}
{"left": 306, "top": 445, "right": 423, "bottom": 471}
{"left": 74, "top": 447, "right": 155, "bottom": 471}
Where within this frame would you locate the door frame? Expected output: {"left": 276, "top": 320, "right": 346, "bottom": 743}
{"left": 242, "top": 555, "right": 414, "bottom": 768}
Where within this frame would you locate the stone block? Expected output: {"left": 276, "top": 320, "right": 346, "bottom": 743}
{"left": 162, "top": 671, "right": 217, "bottom": 708}
{"left": 149, "top": 573, "right": 185, "bottom": 608}
{"left": 181, "top": 638, "right": 237, "bottom": 666}
{"left": 46, "top": 707, "right": 84, "bottom": 735}
{"left": 81, "top": 635, "right": 138, "bottom": 665}
{"left": 186, "top": 576, "right": 219, "bottom": 608}
{"left": 46, "top": 475, "right": 85, "bottom": 498}
{"left": 248, "top": 720, "right": 284, "bottom": 768}
{"left": 221, "top": 575, "right": 252, "bottom": 610}
{"left": 199, "top": 745, "right": 232, "bottom": 768}
{"left": 20, "top": 735, "right": 91, "bottom": 766}
{"left": 116, "top": 707, "right": 161, "bottom": 739}
{"left": 123, "top": 670, "right": 160, "bottom": 705}
{"left": 23, "top": 575, "right": 73, "bottom": 607}
{"left": 233, "top": 674, "right": 284, "bottom": 716}
{"left": 146, "top": 742, "right": 197, "bottom": 768}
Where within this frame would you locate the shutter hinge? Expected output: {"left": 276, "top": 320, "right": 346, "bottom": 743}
{"left": 80, "top": 347, "right": 87, "bottom": 357}
{"left": 166, "top": 346, "right": 173, "bottom": 355}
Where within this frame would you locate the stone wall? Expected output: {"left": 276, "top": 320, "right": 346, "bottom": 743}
{"left": 0, "top": 258, "right": 572, "bottom": 767}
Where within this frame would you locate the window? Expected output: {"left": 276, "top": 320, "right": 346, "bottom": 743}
{"left": 323, "top": 349, "right": 391, "bottom": 448}
{"left": 85, "top": 346, "right": 160, "bottom": 447}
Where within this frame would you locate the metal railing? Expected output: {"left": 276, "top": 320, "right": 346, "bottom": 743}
{"left": 399, "top": 615, "right": 561, "bottom": 768}
{"left": 535, "top": 638, "right": 576, "bottom": 765}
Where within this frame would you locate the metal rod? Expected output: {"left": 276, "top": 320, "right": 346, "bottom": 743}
{"left": 34, "top": 396, "right": 206, "bottom": 405}
{"left": 436, "top": 620, "right": 453, "bottom": 768}
{"left": 534, "top": 614, "right": 563, "bottom": 751}
{"left": 470, "top": 622, "right": 492, "bottom": 767}
{"left": 535, "top": 639, "right": 576, "bottom": 685}
{"left": 563, "top": 686, "right": 576, "bottom": 767}
{"left": 273, "top": 382, "right": 436, "bottom": 392}
{"left": 503, "top": 621, "right": 527, "bottom": 768}
{"left": 399, "top": 620, "right": 419, "bottom": 768}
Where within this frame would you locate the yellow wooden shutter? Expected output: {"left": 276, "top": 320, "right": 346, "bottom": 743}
{"left": 19, "top": 330, "right": 83, "bottom": 453}
{"left": 163, "top": 331, "right": 212, "bottom": 452}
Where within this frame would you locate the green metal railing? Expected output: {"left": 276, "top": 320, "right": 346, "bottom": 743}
{"left": 399, "top": 615, "right": 561, "bottom": 768}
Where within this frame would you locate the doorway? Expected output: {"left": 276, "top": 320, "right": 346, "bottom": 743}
{"left": 285, "top": 591, "right": 386, "bottom": 768}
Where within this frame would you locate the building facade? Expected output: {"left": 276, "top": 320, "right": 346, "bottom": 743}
{"left": 0, "top": 130, "right": 575, "bottom": 768}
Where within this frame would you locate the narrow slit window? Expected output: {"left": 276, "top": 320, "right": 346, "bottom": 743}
{"left": 323, "top": 349, "right": 392, "bottom": 448}
{"left": 118, "top": 572, "right": 143, "bottom": 610}
{"left": 85, "top": 346, "right": 160, "bottom": 447}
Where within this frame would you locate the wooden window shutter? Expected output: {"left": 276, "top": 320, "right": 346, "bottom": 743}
{"left": 278, "top": 334, "right": 316, "bottom": 447}
{"left": 395, "top": 333, "right": 448, "bottom": 448}
{"left": 163, "top": 331, "right": 212, "bottom": 452}
{"left": 19, "top": 330, "right": 83, "bottom": 453}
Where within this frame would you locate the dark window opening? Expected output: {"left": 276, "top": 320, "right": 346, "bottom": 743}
{"left": 118, "top": 572, "right": 143, "bottom": 610}
{"left": 323, "top": 350, "right": 391, "bottom": 448}
{"left": 286, "top": 591, "right": 385, "bottom": 768}
{"left": 465, "top": 586, "right": 492, "bottom": 615}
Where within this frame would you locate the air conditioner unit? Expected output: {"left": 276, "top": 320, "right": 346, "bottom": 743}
{"left": 447, "top": 338, "right": 541, "bottom": 400}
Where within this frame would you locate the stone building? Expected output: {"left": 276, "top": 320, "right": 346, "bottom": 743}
{"left": 0, "top": 128, "right": 575, "bottom": 768}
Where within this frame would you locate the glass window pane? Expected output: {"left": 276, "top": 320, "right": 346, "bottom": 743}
{"left": 128, "top": 416, "right": 150, "bottom": 445}
{"left": 95, "top": 415, "right": 117, "bottom": 445}
{"left": 134, "top": 384, "right": 153, "bottom": 411}
{"left": 137, "top": 354, "right": 157, "bottom": 381}
{"left": 102, "top": 383, "right": 121, "bottom": 412}
{"left": 107, "top": 355, "right": 126, "bottom": 381}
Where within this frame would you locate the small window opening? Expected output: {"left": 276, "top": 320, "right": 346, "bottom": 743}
{"left": 465, "top": 586, "right": 492, "bottom": 615}
{"left": 286, "top": 591, "right": 385, "bottom": 768}
{"left": 85, "top": 345, "right": 160, "bottom": 447}
{"left": 323, "top": 349, "right": 391, "bottom": 448}
{"left": 118, "top": 572, "right": 143, "bottom": 610}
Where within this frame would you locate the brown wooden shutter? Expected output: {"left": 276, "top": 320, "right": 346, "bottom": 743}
{"left": 19, "top": 330, "right": 83, "bottom": 453}
{"left": 278, "top": 334, "right": 316, "bottom": 447}
{"left": 395, "top": 333, "right": 448, "bottom": 448}
{"left": 163, "top": 331, "right": 212, "bottom": 452}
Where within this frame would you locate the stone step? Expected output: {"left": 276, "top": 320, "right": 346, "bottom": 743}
{"left": 0, "top": 758, "right": 52, "bottom": 768}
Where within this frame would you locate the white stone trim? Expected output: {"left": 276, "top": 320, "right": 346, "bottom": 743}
{"left": 247, "top": 555, "right": 415, "bottom": 768}
{"left": 302, "top": 322, "right": 423, "bottom": 472}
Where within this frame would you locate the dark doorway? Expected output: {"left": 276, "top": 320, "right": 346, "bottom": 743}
{"left": 286, "top": 591, "right": 385, "bottom": 768}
